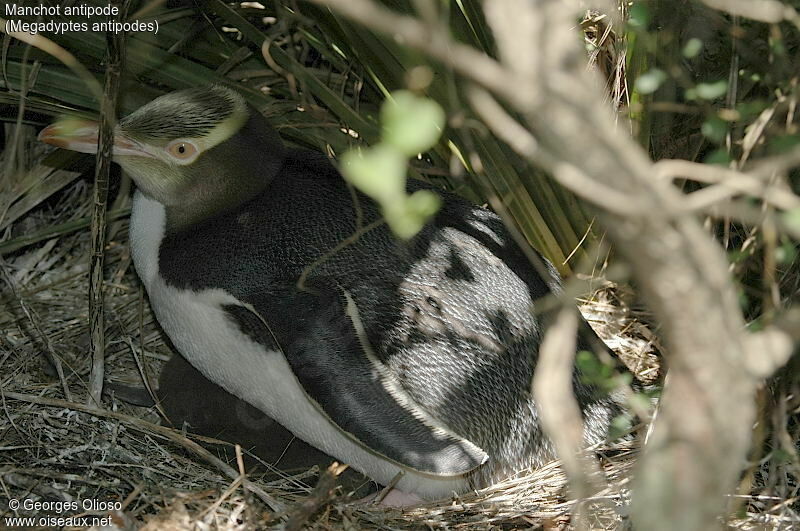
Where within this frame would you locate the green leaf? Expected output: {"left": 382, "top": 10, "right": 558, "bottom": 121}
{"left": 381, "top": 90, "right": 446, "bottom": 156}
{"left": 703, "top": 149, "right": 732, "bottom": 165}
{"left": 609, "top": 413, "right": 634, "bottom": 440}
{"left": 683, "top": 38, "right": 703, "bottom": 58}
{"left": 341, "top": 146, "right": 441, "bottom": 240}
{"left": 406, "top": 189, "right": 442, "bottom": 218}
{"left": 701, "top": 116, "right": 727, "bottom": 144}
{"left": 746, "top": 317, "right": 765, "bottom": 332}
{"left": 772, "top": 449, "right": 794, "bottom": 464}
{"left": 695, "top": 80, "right": 728, "bottom": 100}
{"left": 577, "top": 350, "right": 615, "bottom": 390}
{"left": 727, "top": 248, "right": 750, "bottom": 264}
{"left": 628, "top": 3, "right": 649, "bottom": 28}
{"left": 384, "top": 190, "right": 442, "bottom": 240}
{"left": 634, "top": 69, "right": 667, "bottom": 95}
{"left": 738, "top": 288, "right": 751, "bottom": 311}
{"left": 783, "top": 207, "right": 800, "bottom": 233}
{"left": 768, "top": 134, "right": 800, "bottom": 154}
{"left": 340, "top": 145, "right": 406, "bottom": 203}
{"left": 775, "top": 242, "right": 797, "bottom": 265}
{"left": 770, "top": 37, "right": 786, "bottom": 55}
{"left": 627, "top": 392, "right": 652, "bottom": 413}
{"left": 735, "top": 100, "right": 768, "bottom": 119}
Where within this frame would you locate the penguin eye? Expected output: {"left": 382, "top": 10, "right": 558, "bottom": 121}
{"left": 166, "top": 140, "right": 198, "bottom": 162}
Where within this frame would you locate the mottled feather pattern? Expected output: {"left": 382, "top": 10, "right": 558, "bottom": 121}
{"left": 157, "top": 148, "right": 618, "bottom": 486}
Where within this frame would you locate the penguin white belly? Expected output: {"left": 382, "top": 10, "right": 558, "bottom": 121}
{"left": 128, "top": 191, "right": 468, "bottom": 499}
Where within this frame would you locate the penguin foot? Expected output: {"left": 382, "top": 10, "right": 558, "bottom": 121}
{"left": 379, "top": 489, "right": 425, "bottom": 507}
{"left": 358, "top": 488, "right": 425, "bottom": 507}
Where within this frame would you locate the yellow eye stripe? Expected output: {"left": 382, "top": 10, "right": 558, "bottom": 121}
{"left": 160, "top": 95, "right": 248, "bottom": 166}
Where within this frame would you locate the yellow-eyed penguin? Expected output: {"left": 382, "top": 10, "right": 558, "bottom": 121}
{"left": 39, "top": 85, "right": 618, "bottom": 502}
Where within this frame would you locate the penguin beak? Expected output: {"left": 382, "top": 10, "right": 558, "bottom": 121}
{"left": 38, "top": 118, "right": 153, "bottom": 158}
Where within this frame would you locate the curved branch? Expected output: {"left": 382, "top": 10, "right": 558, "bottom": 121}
{"left": 655, "top": 158, "right": 800, "bottom": 211}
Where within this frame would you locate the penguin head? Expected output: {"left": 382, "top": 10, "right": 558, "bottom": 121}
{"left": 39, "top": 85, "right": 285, "bottom": 215}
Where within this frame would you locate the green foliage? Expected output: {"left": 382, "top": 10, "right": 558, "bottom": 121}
{"left": 701, "top": 116, "right": 728, "bottom": 144}
{"left": 783, "top": 208, "right": 800, "bottom": 233}
{"left": 768, "top": 134, "right": 800, "bottom": 154}
{"left": 576, "top": 350, "right": 633, "bottom": 393}
{"left": 609, "top": 412, "right": 634, "bottom": 440}
{"left": 775, "top": 241, "right": 797, "bottom": 265}
{"left": 628, "top": 3, "right": 650, "bottom": 28}
{"left": 682, "top": 38, "right": 703, "bottom": 58}
{"left": 380, "top": 90, "right": 446, "bottom": 156}
{"left": 341, "top": 91, "right": 444, "bottom": 240}
{"left": 686, "top": 80, "right": 728, "bottom": 101}
{"left": 703, "top": 148, "right": 732, "bottom": 165}
{"left": 634, "top": 68, "right": 667, "bottom": 95}
{"left": 340, "top": 92, "right": 445, "bottom": 241}
{"left": 342, "top": 145, "right": 408, "bottom": 203}
{"left": 2, "top": 2, "right": 798, "bottom": 524}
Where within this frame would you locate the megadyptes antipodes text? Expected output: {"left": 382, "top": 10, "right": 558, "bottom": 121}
{"left": 39, "top": 85, "right": 619, "bottom": 501}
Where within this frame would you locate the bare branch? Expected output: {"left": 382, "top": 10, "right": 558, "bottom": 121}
{"left": 532, "top": 307, "right": 608, "bottom": 529}
{"left": 741, "top": 328, "right": 794, "bottom": 380}
{"left": 656, "top": 158, "right": 800, "bottom": 212}
{"left": 775, "top": 307, "right": 800, "bottom": 343}
{"left": 701, "top": 0, "right": 800, "bottom": 25}
{"left": 748, "top": 144, "right": 800, "bottom": 179}
{"left": 684, "top": 182, "right": 800, "bottom": 212}
{"left": 701, "top": 199, "right": 800, "bottom": 239}
{"left": 285, "top": 462, "right": 348, "bottom": 530}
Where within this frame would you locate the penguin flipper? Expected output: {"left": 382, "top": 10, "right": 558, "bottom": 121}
{"left": 227, "top": 288, "right": 489, "bottom": 477}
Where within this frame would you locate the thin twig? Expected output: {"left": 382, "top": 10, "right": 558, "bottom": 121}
{"left": 702, "top": 200, "right": 800, "bottom": 239}
{"left": 122, "top": 335, "right": 167, "bottom": 420}
{"left": 296, "top": 218, "right": 384, "bottom": 292}
{"left": 88, "top": 0, "right": 129, "bottom": 407}
{"left": 374, "top": 470, "right": 404, "bottom": 504}
{"left": 684, "top": 180, "right": 800, "bottom": 212}
{"left": 748, "top": 144, "right": 800, "bottom": 179}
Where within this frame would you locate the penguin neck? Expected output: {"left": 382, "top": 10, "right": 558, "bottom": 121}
{"left": 163, "top": 183, "right": 263, "bottom": 234}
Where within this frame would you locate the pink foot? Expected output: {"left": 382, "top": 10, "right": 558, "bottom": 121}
{"left": 357, "top": 488, "right": 425, "bottom": 507}
{"left": 377, "top": 489, "right": 425, "bottom": 507}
